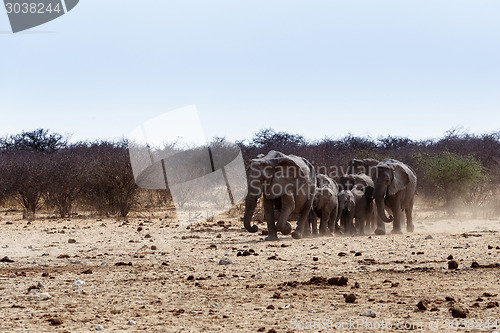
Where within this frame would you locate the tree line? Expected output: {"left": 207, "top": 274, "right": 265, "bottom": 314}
{"left": 0, "top": 128, "right": 497, "bottom": 218}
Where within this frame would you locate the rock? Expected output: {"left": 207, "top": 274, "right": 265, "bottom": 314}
{"left": 82, "top": 269, "right": 93, "bottom": 274}
{"left": 115, "top": 262, "right": 133, "bottom": 266}
{"left": 127, "top": 320, "right": 136, "bottom": 325}
{"left": 417, "top": 300, "right": 430, "bottom": 311}
{"left": 355, "top": 252, "right": 362, "bottom": 256}
{"left": 187, "top": 275, "right": 194, "bottom": 281}
{"left": 218, "top": 257, "right": 233, "bottom": 265}
{"left": 448, "top": 260, "right": 459, "bottom": 269}
{"left": 313, "top": 257, "right": 318, "bottom": 261}
{"left": 145, "top": 233, "right": 152, "bottom": 238}
{"left": 328, "top": 276, "right": 348, "bottom": 286}
{"left": 354, "top": 282, "right": 360, "bottom": 288}
{"left": 362, "top": 310, "right": 376, "bottom": 318}
{"left": 35, "top": 292, "right": 52, "bottom": 300}
{"left": 486, "top": 301, "right": 499, "bottom": 308}
{"left": 447, "top": 255, "right": 453, "bottom": 260}
{"left": 338, "top": 252, "right": 347, "bottom": 257}
{"left": 267, "top": 305, "right": 275, "bottom": 310}
{"left": 450, "top": 305, "right": 468, "bottom": 318}
{"left": 73, "top": 280, "right": 85, "bottom": 287}
{"left": 0, "top": 256, "right": 14, "bottom": 263}
{"left": 37, "top": 282, "right": 44, "bottom": 288}
{"left": 425, "top": 235, "right": 433, "bottom": 240}
{"left": 344, "top": 293, "right": 356, "bottom": 303}
{"left": 95, "top": 325, "right": 104, "bottom": 330}
{"left": 137, "top": 227, "right": 143, "bottom": 232}
{"left": 151, "top": 245, "right": 157, "bottom": 251}
{"left": 272, "top": 292, "right": 281, "bottom": 299}
{"left": 68, "top": 239, "right": 76, "bottom": 244}
{"left": 48, "top": 318, "right": 63, "bottom": 326}
{"left": 488, "top": 245, "right": 493, "bottom": 249}
{"left": 471, "top": 262, "right": 480, "bottom": 269}
{"left": 268, "top": 329, "right": 277, "bottom": 333}
{"left": 445, "top": 296, "right": 455, "bottom": 302}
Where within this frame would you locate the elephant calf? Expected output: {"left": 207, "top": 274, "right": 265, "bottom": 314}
{"left": 338, "top": 184, "right": 374, "bottom": 236}
{"left": 308, "top": 174, "right": 339, "bottom": 236}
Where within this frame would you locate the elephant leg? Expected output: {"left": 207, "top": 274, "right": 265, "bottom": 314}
{"left": 276, "top": 194, "right": 293, "bottom": 235}
{"left": 375, "top": 215, "right": 386, "bottom": 235}
{"left": 263, "top": 198, "right": 278, "bottom": 241}
{"left": 305, "top": 211, "right": 316, "bottom": 237}
{"left": 292, "top": 198, "right": 313, "bottom": 240}
{"left": 391, "top": 205, "right": 403, "bottom": 234}
{"left": 406, "top": 198, "right": 415, "bottom": 232}
{"left": 358, "top": 216, "right": 366, "bottom": 235}
{"left": 326, "top": 209, "right": 336, "bottom": 236}
{"left": 345, "top": 212, "right": 355, "bottom": 236}
{"left": 318, "top": 209, "right": 329, "bottom": 236}
{"left": 311, "top": 210, "right": 320, "bottom": 237}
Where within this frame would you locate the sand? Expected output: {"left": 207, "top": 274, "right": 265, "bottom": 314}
{"left": 0, "top": 205, "right": 499, "bottom": 332}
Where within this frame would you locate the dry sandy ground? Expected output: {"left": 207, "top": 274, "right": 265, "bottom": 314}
{"left": 0, "top": 206, "right": 499, "bottom": 332}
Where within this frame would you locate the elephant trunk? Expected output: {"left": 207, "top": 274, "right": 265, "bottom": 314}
{"left": 375, "top": 183, "right": 393, "bottom": 223}
{"left": 243, "top": 195, "right": 259, "bottom": 233}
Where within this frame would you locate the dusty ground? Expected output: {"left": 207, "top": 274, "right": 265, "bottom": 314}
{"left": 0, "top": 204, "right": 499, "bottom": 332}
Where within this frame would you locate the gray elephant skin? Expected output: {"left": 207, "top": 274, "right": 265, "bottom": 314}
{"left": 243, "top": 150, "right": 316, "bottom": 240}
{"left": 372, "top": 159, "right": 417, "bottom": 235}
{"left": 337, "top": 184, "right": 375, "bottom": 236}
{"left": 347, "top": 158, "right": 380, "bottom": 179}
{"left": 308, "top": 174, "right": 339, "bottom": 236}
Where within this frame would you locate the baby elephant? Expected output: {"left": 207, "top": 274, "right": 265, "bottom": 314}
{"left": 308, "top": 174, "right": 339, "bottom": 236}
{"left": 337, "top": 185, "right": 374, "bottom": 236}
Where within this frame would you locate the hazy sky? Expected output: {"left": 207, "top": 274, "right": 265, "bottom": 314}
{"left": 1, "top": 0, "right": 500, "bottom": 143}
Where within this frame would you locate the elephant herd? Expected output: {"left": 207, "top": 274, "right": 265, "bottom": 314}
{"left": 243, "top": 151, "right": 417, "bottom": 241}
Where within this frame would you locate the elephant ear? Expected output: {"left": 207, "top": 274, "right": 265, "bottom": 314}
{"left": 364, "top": 186, "right": 375, "bottom": 202}
{"left": 388, "top": 164, "right": 409, "bottom": 196}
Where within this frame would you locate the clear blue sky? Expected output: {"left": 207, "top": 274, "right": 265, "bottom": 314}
{"left": 1, "top": 0, "right": 500, "bottom": 143}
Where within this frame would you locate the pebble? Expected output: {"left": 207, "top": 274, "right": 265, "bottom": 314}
{"left": 95, "top": 325, "right": 104, "bottom": 330}
{"left": 33, "top": 292, "right": 52, "bottom": 300}
{"left": 73, "top": 280, "right": 85, "bottom": 287}
{"left": 425, "top": 235, "right": 433, "bottom": 240}
{"left": 218, "top": 257, "right": 233, "bottom": 265}
{"left": 448, "top": 260, "right": 459, "bottom": 269}
{"left": 417, "top": 300, "right": 429, "bottom": 311}
{"left": 362, "top": 310, "right": 376, "bottom": 318}
{"left": 127, "top": 320, "right": 136, "bottom": 325}
{"left": 450, "top": 305, "right": 468, "bottom": 318}
{"left": 344, "top": 293, "right": 356, "bottom": 303}
{"left": 68, "top": 239, "right": 76, "bottom": 244}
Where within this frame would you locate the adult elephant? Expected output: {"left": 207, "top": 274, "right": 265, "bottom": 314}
{"left": 308, "top": 174, "right": 339, "bottom": 236}
{"left": 347, "top": 158, "right": 380, "bottom": 178}
{"left": 338, "top": 173, "right": 374, "bottom": 191}
{"left": 243, "top": 150, "right": 316, "bottom": 240}
{"left": 372, "top": 159, "right": 417, "bottom": 235}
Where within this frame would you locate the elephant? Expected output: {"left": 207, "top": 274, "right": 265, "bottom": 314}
{"left": 338, "top": 173, "right": 374, "bottom": 191}
{"left": 307, "top": 174, "right": 339, "bottom": 236}
{"left": 347, "top": 158, "right": 380, "bottom": 179}
{"left": 243, "top": 150, "right": 316, "bottom": 240}
{"left": 372, "top": 159, "right": 417, "bottom": 235}
{"left": 337, "top": 184, "right": 375, "bottom": 235}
